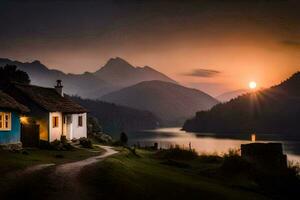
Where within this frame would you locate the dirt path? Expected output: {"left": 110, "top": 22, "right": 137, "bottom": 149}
{"left": 22, "top": 163, "right": 56, "bottom": 174}
{"left": 47, "top": 145, "right": 118, "bottom": 200}
{"left": 2, "top": 145, "right": 118, "bottom": 200}
{"left": 54, "top": 145, "right": 118, "bottom": 177}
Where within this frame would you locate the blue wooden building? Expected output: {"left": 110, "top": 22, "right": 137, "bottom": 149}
{"left": 0, "top": 90, "right": 29, "bottom": 145}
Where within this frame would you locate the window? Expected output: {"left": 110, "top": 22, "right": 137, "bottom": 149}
{"left": 78, "top": 116, "right": 83, "bottom": 127}
{"left": 52, "top": 116, "right": 59, "bottom": 128}
{"left": 0, "top": 112, "right": 11, "bottom": 131}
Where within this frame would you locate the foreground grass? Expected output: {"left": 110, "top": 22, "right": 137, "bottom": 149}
{"left": 2, "top": 147, "right": 297, "bottom": 200}
{"left": 79, "top": 148, "right": 270, "bottom": 200}
{"left": 0, "top": 145, "right": 104, "bottom": 174}
{"left": 0, "top": 146, "right": 105, "bottom": 200}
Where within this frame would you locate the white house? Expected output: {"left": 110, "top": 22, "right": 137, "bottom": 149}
{"left": 6, "top": 80, "right": 88, "bottom": 144}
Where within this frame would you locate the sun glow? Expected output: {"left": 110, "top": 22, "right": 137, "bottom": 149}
{"left": 249, "top": 81, "right": 257, "bottom": 89}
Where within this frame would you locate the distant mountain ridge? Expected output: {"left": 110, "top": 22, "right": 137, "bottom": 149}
{"left": 70, "top": 96, "right": 159, "bottom": 137}
{"left": 183, "top": 72, "right": 300, "bottom": 136}
{"left": 102, "top": 80, "right": 219, "bottom": 125}
{"left": 216, "top": 89, "right": 249, "bottom": 102}
{"left": 1, "top": 57, "right": 219, "bottom": 127}
{"left": 0, "top": 57, "right": 176, "bottom": 98}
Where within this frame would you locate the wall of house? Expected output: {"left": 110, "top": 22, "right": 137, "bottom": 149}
{"left": 71, "top": 113, "right": 87, "bottom": 139}
{"left": 0, "top": 109, "right": 21, "bottom": 145}
{"left": 49, "top": 112, "right": 63, "bottom": 141}
{"left": 4, "top": 87, "right": 50, "bottom": 142}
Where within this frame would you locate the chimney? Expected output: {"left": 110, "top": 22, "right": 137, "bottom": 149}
{"left": 55, "top": 80, "right": 63, "bottom": 96}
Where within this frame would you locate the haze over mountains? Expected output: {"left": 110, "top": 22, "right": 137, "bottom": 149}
{"left": 216, "top": 89, "right": 249, "bottom": 102}
{"left": 102, "top": 80, "right": 219, "bottom": 125}
{"left": 0, "top": 57, "right": 176, "bottom": 99}
{"left": 0, "top": 57, "right": 219, "bottom": 125}
{"left": 183, "top": 72, "right": 300, "bottom": 136}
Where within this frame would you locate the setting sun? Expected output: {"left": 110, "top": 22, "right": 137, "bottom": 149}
{"left": 249, "top": 81, "right": 257, "bottom": 89}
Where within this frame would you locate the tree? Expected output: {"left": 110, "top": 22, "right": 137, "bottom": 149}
{"left": 0, "top": 65, "right": 30, "bottom": 85}
{"left": 120, "top": 132, "right": 128, "bottom": 145}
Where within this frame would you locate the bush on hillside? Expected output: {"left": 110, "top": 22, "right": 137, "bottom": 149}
{"left": 79, "top": 137, "right": 93, "bottom": 148}
{"left": 156, "top": 145, "right": 198, "bottom": 160}
{"left": 49, "top": 139, "right": 74, "bottom": 151}
{"left": 221, "top": 149, "right": 251, "bottom": 174}
{"left": 90, "top": 132, "right": 113, "bottom": 144}
{"left": 87, "top": 116, "right": 102, "bottom": 135}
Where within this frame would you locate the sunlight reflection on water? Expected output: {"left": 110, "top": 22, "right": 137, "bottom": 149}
{"left": 129, "top": 127, "right": 300, "bottom": 163}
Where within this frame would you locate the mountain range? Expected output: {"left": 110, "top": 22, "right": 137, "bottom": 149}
{"left": 102, "top": 80, "right": 219, "bottom": 125}
{"left": 0, "top": 57, "right": 175, "bottom": 98}
{"left": 183, "top": 72, "right": 300, "bottom": 136}
{"left": 0, "top": 57, "right": 218, "bottom": 125}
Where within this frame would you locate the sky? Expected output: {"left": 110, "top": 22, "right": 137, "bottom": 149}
{"left": 0, "top": 0, "right": 299, "bottom": 96}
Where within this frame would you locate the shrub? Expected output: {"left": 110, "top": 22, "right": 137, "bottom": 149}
{"left": 156, "top": 145, "right": 198, "bottom": 160}
{"left": 221, "top": 148, "right": 251, "bottom": 174}
{"left": 50, "top": 139, "right": 74, "bottom": 151}
{"left": 288, "top": 161, "right": 300, "bottom": 177}
{"left": 79, "top": 137, "right": 93, "bottom": 148}
{"left": 120, "top": 132, "right": 128, "bottom": 145}
{"left": 90, "top": 132, "right": 113, "bottom": 144}
{"left": 87, "top": 116, "right": 102, "bottom": 135}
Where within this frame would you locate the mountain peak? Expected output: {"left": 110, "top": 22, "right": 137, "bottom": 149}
{"left": 32, "top": 60, "right": 41, "bottom": 64}
{"left": 104, "top": 57, "right": 134, "bottom": 70}
{"left": 94, "top": 57, "right": 177, "bottom": 86}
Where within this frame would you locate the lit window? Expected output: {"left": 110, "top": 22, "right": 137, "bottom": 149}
{"left": 52, "top": 116, "right": 59, "bottom": 128}
{"left": 78, "top": 116, "right": 83, "bottom": 127}
{"left": 0, "top": 112, "right": 11, "bottom": 131}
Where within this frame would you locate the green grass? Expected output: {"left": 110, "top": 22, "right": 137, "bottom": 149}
{"left": 1, "top": 146, "right": 298, "bottom": 200}
{"left": 0, "top": 145, "right": 104, "bottom": 174}
{"left": 0, "top": 145, "right": 105, "bottom": 200}
{"left": 79, "top": 148, "right": 270, "bottom": 200}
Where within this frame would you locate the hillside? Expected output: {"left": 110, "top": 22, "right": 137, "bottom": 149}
{"left": 101, "top": 80, "right": 219, "bottom": 125}
{"left": 183, "top": 72, "right": 300, "bottom": 135}
{"left": 70, "top": 96, "right": 159, "bottom": 137}
{"left": 0, "top": 57, "right": 175, "bottom": 99}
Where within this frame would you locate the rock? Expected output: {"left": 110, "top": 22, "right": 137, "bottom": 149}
{"left": 241, "top": 143, "right": 287, "bottom": 173}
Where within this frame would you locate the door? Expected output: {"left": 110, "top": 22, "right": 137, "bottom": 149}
{"left": 65, "top": 115, "right": 72, "bottom": 139}
{"left": 21, "top": 124, "right": 40, "bottom": 147}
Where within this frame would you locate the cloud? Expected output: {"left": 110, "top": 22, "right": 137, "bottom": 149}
{"left": 281, "top": 40, "right": 300, "bottom": 47}
{"left": 183, "top": 69, "right": 221, "bottom": 77}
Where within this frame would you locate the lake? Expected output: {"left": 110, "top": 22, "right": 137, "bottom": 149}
{"left": 129, "top": 127, "right": 300, "bottom": 163}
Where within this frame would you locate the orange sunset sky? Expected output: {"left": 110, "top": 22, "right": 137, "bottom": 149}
{"left": 0, "top": 0, "right": 299, "bottom": 96}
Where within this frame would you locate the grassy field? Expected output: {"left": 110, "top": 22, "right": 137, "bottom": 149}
{"left": 1, "top": 146, "right": 299, "bottom": 200}
{"left": 78, "top": 148, "right": 271, "bottom": 200}
{"left": 0, "top": 146, "right": 104, "bottom": 174}
{"left": 0, "top": 145, "right": 105, "bottom": 200}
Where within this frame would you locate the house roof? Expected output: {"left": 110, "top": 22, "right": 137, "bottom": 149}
{"left": 0, "top": 90, "right": 30, "bottom": 113}
{"left": 14, "top": 84, "right": 87, "bottom": 113}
